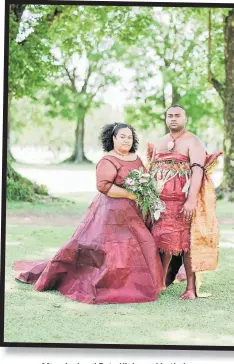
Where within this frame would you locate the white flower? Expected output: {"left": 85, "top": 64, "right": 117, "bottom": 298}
{"left": 139, "top": 177, "right": 148, "bottom": 184}
{"left": 125, "top": 178, "right": 135, "bottom": 186}
{"left": 155, "top": 180, "right": 165, "bottom": 194}
{"left": 154, "top": 210, "right": 161, "bottom": 220}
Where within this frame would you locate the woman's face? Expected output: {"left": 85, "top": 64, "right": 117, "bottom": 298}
{"left": 113, "top": 127, "right": 133, "bottom": 153}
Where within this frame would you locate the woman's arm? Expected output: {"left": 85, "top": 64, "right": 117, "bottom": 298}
{"left": 107, "top": 184, "right": 136, "bottom": 200}
{"left": 96, "top": 159, "right": 136, "bottom": 200}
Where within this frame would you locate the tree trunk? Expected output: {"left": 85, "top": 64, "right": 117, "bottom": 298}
{"left": 7, "top": 93, "right": 15, "bottom": 161}
{"left": 63, "top": 117, "right": 92, "bottom": 164}
{"left": 162, "top": 73, "right": 168, "bottom": 134}
{"left": 74, "top": 118, "right": 85, "bottom": 163}
{"left": 223, "top": 9, "right": 234, "bottom": 194}
{"left": 172, "top": 83, "right": 180, "bottom": 104}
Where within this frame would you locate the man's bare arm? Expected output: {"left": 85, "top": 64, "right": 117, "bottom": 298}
{"left": 188, "top": 137, "right": 206, "bottom": 201}
{"left": 180, "top": 137, "right": 206, "bottom": 221}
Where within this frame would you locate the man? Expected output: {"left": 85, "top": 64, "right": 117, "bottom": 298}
{"left": 148, "top": 104, "right": 206, "bottom": 300}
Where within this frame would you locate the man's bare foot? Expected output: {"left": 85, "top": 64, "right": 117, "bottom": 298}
{"left": 179, "top": 289, "right": 197, "bottom": 300}
{"left": 161, "top": 284, "right": 167, "bottom": 292}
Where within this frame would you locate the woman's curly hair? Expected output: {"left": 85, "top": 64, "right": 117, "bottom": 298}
{"left": 99, "top": 123, "right": 139, "bottom": 152}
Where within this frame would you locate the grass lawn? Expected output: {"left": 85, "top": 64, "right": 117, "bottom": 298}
{"left": 4, "top": 196, "right": 234, "bottom": 346}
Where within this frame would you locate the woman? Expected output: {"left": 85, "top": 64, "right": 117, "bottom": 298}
{"left": 14, "top": 123, "right": 163, "bottom": 304}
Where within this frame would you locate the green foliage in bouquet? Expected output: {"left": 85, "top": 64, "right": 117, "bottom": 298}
{"left": 122, "top": 167, "right": 165, "bottom": 221}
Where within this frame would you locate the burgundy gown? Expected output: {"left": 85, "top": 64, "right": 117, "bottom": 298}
{"left": 14, "top": 155, "right": 163, "bottom": 304}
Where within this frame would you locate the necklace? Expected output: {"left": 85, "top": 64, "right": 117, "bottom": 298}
{"left": 114, "top": 148, "right": 129, "bottom": 157}
{"left": 167, "top": 129, "right": 186, "bottom": 151}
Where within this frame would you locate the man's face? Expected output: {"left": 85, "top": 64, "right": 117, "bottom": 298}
{"left": 166, "top": 107, "right": 186, "bottom": 132}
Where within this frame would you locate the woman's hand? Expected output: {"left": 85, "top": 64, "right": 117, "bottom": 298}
{"left": 127, "top": 191, "right": 137, "bottom": 201}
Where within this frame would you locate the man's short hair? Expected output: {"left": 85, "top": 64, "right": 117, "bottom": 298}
{"left": 166, "top": 104, "right": 186, "bottom": 114}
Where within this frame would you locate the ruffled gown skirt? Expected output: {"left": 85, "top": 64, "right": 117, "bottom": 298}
{"left": 14, "top": 193, "right": 163, "bottom": 304}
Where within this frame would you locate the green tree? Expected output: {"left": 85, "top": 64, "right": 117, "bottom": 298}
{"left": 124, "top": 7, "right": 224, "bottom": 137}
{"left": 44, "top": 44, "right": 122, "bottom": 163}
{"left": 8, "top": 4, "right": 62, "bottom": 156}
{"left": 9, "top": 5, "right": 145, "bottom": 163}
{"left": 42, "top": 5, "right": 146, "bottom": 163}
{"left": 7, "top": 4, "right": 61, "bottom": 200}
{"left": 207, "top": 8, "right": 234, "bottom": 195}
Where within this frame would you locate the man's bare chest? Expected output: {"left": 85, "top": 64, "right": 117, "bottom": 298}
{"left": 156, "top": 139, "right": 190, "bottom": 157}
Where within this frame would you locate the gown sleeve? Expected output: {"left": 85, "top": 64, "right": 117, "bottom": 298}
{"left": 96, "top": 158, "right": 118, "bottom": 194}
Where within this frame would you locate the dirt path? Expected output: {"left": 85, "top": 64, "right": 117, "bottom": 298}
{"left": 14, "top": 166, "right": 97, "bottom": 194}
{"left": 14, "top": 164, "right": 223, "bottom": 194}
{"left": 6, "top": 210, "right": 84, "bottom": 227}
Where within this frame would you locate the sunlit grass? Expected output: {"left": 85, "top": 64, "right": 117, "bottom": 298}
{"left": 4, "top": 197, "right": 234, "bottom": 345}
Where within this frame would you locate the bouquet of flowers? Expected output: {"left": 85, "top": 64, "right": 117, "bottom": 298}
{"left": 123, "top": 167, "right": 165, "bottom": 222}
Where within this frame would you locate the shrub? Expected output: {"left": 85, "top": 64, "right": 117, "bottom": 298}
{"left": 7, "top": 156, "right": 49, "bottom": 201}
